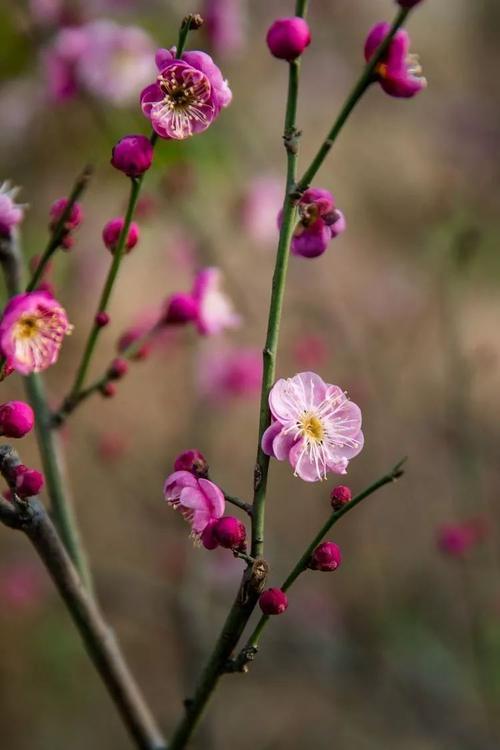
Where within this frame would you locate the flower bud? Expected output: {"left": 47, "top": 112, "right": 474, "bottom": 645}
{"left": 95, "top": 311, "right": 110, "bottom": 327}
{"left": 108, "top": 358, "right": 129, "bottom": 380}
{"left": 102, "top": 218, "right": 140, "bottom": 253}
{"left": 0, "top": 401, "right": 34, "bottom": 438}
{"left": 309, "top": 541, "right": 342, "bottom": 572}
{"left": 259, "top": 588, "right": 288, "bottom": 615}
{"left": 397, "top": 0, "right": 424, "bottom": 7}
{"left": 111, "top": 134, "right": 153, "bottom": 178}
{"left": 330, "top": 484, "right": 352, "bottom": 511}
{"left": 213, "top": 516, "right": 246, "bottom": 549}
{"left": 49, "top": 198, "right": 82, "bottom": 230}
{"left": 173, "top": 449, "right": 209, "bottom": 477}
{"left": 100, "top": 382, "right": 117, "bottom": 398}
{"left": 266, "top": 17, "right": 311, "bottom": 61}
{"left": 201, "top": 520, "right": 219, "bottom": 550}
{"left": 163, "top": 293, "right": 199, "bottom": 325}
{"left": 11, "top": 465, "right": 44, "bottom": 498}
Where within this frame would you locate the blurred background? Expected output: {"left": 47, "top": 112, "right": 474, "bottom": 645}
{"left": 1, "top": 0, "right": 500, "bottom": 748}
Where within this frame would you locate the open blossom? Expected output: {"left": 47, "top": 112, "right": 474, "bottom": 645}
{"left": 0, "top": 291, "right": 72, "bottom": 375}
{"left": 163, "top": 470, "right": 225, "bottom": 539}
{"left": 364, "top": 23, "right": 426, "bottom": 98}
{"left": 0, "top": 182, "right": 25, "bottom": 238}
{"left": 280, "top": 188, "right": 346, "bottom": 258}
{"left": 262, "top": 372, "right": 364, "bottom": 482}
{"left": 192, "top": 267, "right": 241, "bottom": 335}
{"left": 141, "top": 47, "right": 231, "bottom": 139}
{"left": 44, "top": 21, "right": 155, "bottom": 105}
{"left": 196, "top": 345, "right": 262, "bottom": 400}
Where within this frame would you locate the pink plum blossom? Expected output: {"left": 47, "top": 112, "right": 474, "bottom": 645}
{"left": 44, "top": 21, "right": 155, "bottom": 105}
{"left": 364, "top": 22, "right": 426, "bottom": 98}
{"left": 0, "top": 182, "right": 25, "bottom": 238}
{"left": 196, "top": 345, "right": 261, "bottom": 400}
{"left": 163, "top": 470, "right": 225, "bottom": 539}
{"left": 280, "top": 188, "right": 346, "bottom": 258}
{"left": 241, "top": 176, "right": 283, "bottom": 246}
{"left": 203, "top": 0, "right": 246, "bottom": 58}
{"left": 0, "top": 291, "right": 72, "bottom": 375}
{"left": 262, "top": 371, "right": 364, "bottom": 482}
{"left": 192, "top": 267, "right": 241, "bottom": 335}
{"left": 141, "top": 47, "right": 231, "bottom": 139}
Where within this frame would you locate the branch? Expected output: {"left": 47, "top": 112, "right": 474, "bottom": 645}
{"left": 296, "top": 7, "right": 410, "bottom": 191}
{"left": 234, "top": 459, "right": 407, "bottom": 671}
{"left": 0, "top": 445, "right": 166, "bottom": 750}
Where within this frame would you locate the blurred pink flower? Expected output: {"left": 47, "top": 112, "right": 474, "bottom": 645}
{"left": 29, "top": 0, "right": 63, "bottom": 26}
{"left": 197, "top": 345, "right": 261, "bottom": 400}
{"left": 0, "top": 182, "right": 25, "bottom": 238}
{"left": 141, "top": 48, "right": 231, "bottom": 139}
{"left": 163, "top": 470, "right": 225, "bottom": 539}
{"left": 192, "top": 267, "right": 241, "bottom": 335}
{"left": 364, "top": 22, "right": 426, "bottom": 98}
{"left": 203, "top": 0, "right": 246, "bottom": 58}
{"left": 241, "top": 176, "right": 282, "bottom": 246}
{"left": 0, "top": 291, "right": 72, "bottom": 374}
{"left": 437, "top": 517, "right": 489, "bottom": 558}
{"left": 262, "top": 371, "right": 364, "bottom": 482}
{"left": 293, "top": 333, "right": 328, "bottom": 369}
{"left": 96, "top": 432, "right": 129, "bottom": 462}
{"left": 44, "top": 21, "right": 155, "bottom": 105}
{"left": 0, "top": 563, "right": 47, "bottom": 612}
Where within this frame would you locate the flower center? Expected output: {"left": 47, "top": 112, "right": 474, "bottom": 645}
{"left": 15, "top": 314, "right": 40, "bottom": 340}
{"left": 154, "top": 64, "right": 213, "bottom": 139}
{"left": 299, "top": 412, "right": 324, "bottom": 443}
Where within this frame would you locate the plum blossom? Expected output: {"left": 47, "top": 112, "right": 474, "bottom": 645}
{"left": 241, "top": 176, "right": 282, "bottom": 246}
{"left": 262, "top": 372, "right": 364, "bottom": 482}
{"left": 364, "top": 22, "right": 426, "bottom": 98}
{"left": 163, "top": 470, "right": 225, "bottom": 540}
{"left": 44, "top": 21, "right": 155, "bottom": 105}
{"left": 141, "top": 47, "right": 231, "bottom": 139}
{"left": 0, "top": 291, "right": 72, "bottom": 375}
{"left": 203, "top": 0, "right": 246, "bottom": 58}
{"left": 280, "top": 188, "right": 346, "bottom": 258}
{"left": 0, "top": 182, "right": 25, "bottom": 238}
{"left": 196, "top": 345, "right": 261, "bottom": 400}
{"left": 192, "top": 267, "right": 241, "bottom": 335}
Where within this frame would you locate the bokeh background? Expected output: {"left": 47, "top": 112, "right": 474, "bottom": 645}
{"left": 1, "top": 0, "right": 500, "bottom": 748}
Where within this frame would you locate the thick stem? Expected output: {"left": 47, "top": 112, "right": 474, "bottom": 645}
{"left": 297, "top": 7, "right": 409, "bottom": 191}
{"left": 27, "top": 165, "right": 93, "bottom": 292}
{"left": 245, "top": 459, "right": 406, "bottom": 656}
{"left": 67, "top": 175, "right": 143, "bottom": 399}
{"left": 0, "top": 447, "right": 166, "bottom": 750}
{"left": 0, "top": 235, "right": 92, "bottom": 588}
{"left": 167, "top": 560, "right": 268, "bottom": 750}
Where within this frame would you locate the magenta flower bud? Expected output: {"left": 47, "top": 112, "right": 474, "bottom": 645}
{"left": 163, "top": 293, "right": 199, "bottom": 325}
{"left": 173, "top": 449, "right": 209, "bottom": 477}
{"left": 330, "top": 484, "right": 352, "bottom": 510}
{"left": 266, "top": 17, "right": 311, "bottom": 61}
{"left": 95, "top": 311, "right": 110, "bottom": 327}
{"left": 102, "top": 218, "right": 140, "bottom": 254}
{"left": 0, "top": 401, "right": 35, "bottom": 438}
{"left": 12, "top": 465, "right": 44, "bottom": 498}
{"left": 213, "top": 516, "right": 246, "bottom": 549}
{"left": 49, "top": 198, "right": 83, "bottom": 230}
{"left": 309, "top": 541, "right": 342, "bottom": 572}
{"left": 259, "top": 588, "right": 288, "bottom": 616}
{"left": 201, "top": 520, "right": 219, "bottom": 550}
{"left": 111, "top": 134, "right": 153, "bottom": 178}
{"left": 108, "top": 358, "right": 129, "bottom": 380}
{"left": 100, "top": 382, "right": 117, "bottom": 398}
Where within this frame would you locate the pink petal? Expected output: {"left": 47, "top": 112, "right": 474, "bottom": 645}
{"left": 198, "top": 478, "right": 225, "bottom": 518}
{"left": 261, "top": 421, "right": 282, "bottom": 457}
{"left": 272, "top": 429, "right": 297, "bottom": 461}
{"left": 179, "top": 486, "right": 209, "bottom": 511}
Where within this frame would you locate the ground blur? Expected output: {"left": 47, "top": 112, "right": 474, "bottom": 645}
{"left": 1, "top": 1, "right": 500, "bottom": 748}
